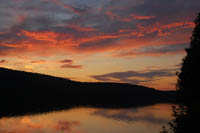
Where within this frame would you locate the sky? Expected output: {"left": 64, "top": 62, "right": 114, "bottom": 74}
{"left": 0, "top": 0, "right": 199, "bottom": 90}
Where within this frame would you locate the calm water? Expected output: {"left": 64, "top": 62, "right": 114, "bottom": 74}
{"left": 0, "top": 104, "right": 175, "bottom": 133}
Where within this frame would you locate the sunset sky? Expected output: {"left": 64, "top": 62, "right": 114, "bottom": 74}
{"left": 0, "top": 0, "right": 199, "bottom": 90}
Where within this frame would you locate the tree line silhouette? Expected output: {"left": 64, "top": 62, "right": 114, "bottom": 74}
{"left": 161, "top": 12, "right": 200, "bottom": 133}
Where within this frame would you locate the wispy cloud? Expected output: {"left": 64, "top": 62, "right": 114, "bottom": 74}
{"left": 60, "top": 59, "right": 82, "bottom": 69}
{"left": 92, "top": 107, "right": 169, "bottom": 125}
{"left": 31, "top": 59, "right": 46, "bottom": 64}
{"left": 91, "top": 68, "right": 176, "bottom": 85}
{"left": 60, "top": 59, "right": 74, "bottom": 63}
{"left": 60, "top": 64, "right": 82, "bottom": 69}
{"left": 114, "top": 43, "right": 188, "bottom": 57}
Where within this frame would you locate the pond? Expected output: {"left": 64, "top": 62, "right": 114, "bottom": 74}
{"left": 0, "top": 104, "right": 175, "bottom": 133}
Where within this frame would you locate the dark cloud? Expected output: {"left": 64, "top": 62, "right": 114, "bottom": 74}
{"left": 0, "top": 45, "right": 15, "bottom": 55}
{"left": 77, "top": 38, "right": 120, "bottom": 50}
{"left": 60, "top": 64, "right": 82, "bottom": 69}
{"left": 60, "top": 59, "right": 82, "bottom": 69}
{"left": 60, "top": 59, "right": 73, "bottom": 63}
{"left": 115, "top": 43, "right": 188, "bottom": 57}
{"left": 139, "top": 43, "right": 188, "bottom": 54}
{"left": 31, "top": 60, "right": 46, "bottom": 64}
{"left": 105, "top": 0, "right": 200, "bottom": 23}
{"left": 0, "top": 31, "right": 28, "bottom": 44}
{"left": 0, "top": 59, "right": 7, "bottom": 64}
{"left": 91, "top": 69, "right": 176, "bottom": 85}
{"left": 0, "top": 45, "right": 13, "bottom": 51}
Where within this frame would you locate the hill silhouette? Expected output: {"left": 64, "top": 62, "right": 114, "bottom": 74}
{"left": 0, "top": 67, "right": 176, "bottom": 117}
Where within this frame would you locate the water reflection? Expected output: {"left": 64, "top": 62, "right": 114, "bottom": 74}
{"left": 92, "top": 105, "right": 170, "bottom": 124}
{"left": 0, "top": 104, "right": 175, "bottom": 133}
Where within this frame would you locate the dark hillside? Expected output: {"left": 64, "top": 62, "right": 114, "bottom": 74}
{"left": 0, "top": 67, "right": 176, "bottom": 117}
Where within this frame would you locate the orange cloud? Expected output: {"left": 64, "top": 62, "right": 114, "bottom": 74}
{"left": 105, "top": 12, "right": 155, "bottom": 22}
{"left": 135, "top": 21, "right": 194, "bottom": 37}
{"left": 0, "top": 18, "right": 194, "bottom": 58}
{"left": 19, "top": 30, "right": 121, "bottom": 54}
{"left": 130, "top": 14, "right": 155, "bottom": 20}
{"left": 31, "top": 60, "right": 46, "bottom": 64}
{"left": 21, "top": 30, "right": 64, "bottom": 43}
{"left": 0, "top": 117, "right": 81, "bottom": 133}
{"left": 20, "top": 29, "right": 119, "bottom": 49}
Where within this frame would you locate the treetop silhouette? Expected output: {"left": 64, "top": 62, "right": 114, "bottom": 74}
{"left": 177, "top": 12, "right": 200, "bottom": 105}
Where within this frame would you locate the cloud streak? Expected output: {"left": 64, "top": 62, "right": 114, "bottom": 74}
{"left": 31, "top": 60, "right": 46, "bottom": 64}
{"left": 60, "top": 59, "right": 82, "bottom": 69}
{"left": 114, "top": 43, "right": 188, "bottom": 57}
{"left": 92, "top": 108, "right": 169, "bottom": 125}
{"left": 91, "top": 69, "right": 176, "bottom": 85}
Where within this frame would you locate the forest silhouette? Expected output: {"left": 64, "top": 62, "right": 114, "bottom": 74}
{"left": 0, "top": 67, "right": 176, "bottom": 117}
{"left": 161, "top": 12, "right": 200, "bottom": 133}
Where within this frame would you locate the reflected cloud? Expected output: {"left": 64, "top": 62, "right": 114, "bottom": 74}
{"left": 0, "top": 116, "right": 81, "bottom": 133}
{"left": 0, "top": 104, "right": 174, "bottom": 133}
{"left": 55, "top": 121, "right": 80, "bottom": 131}
{"left": 92, "top": 107, "right": 169, "bottom": 125}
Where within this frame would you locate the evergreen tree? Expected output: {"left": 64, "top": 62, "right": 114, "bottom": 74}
{"left": 177, "top": 12, "right": 200, "bottom": 106}
{"left": 161, "top": 12, "right": 200, "bottom": 133}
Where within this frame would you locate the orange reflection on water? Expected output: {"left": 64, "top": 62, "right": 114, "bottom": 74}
{"left": 0, "top": 104, "right": 175, "bottom": 133}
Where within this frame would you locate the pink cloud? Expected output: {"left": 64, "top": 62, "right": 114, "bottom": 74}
{"left": 130, "top": 14, "right": 155, "bottom": 20}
